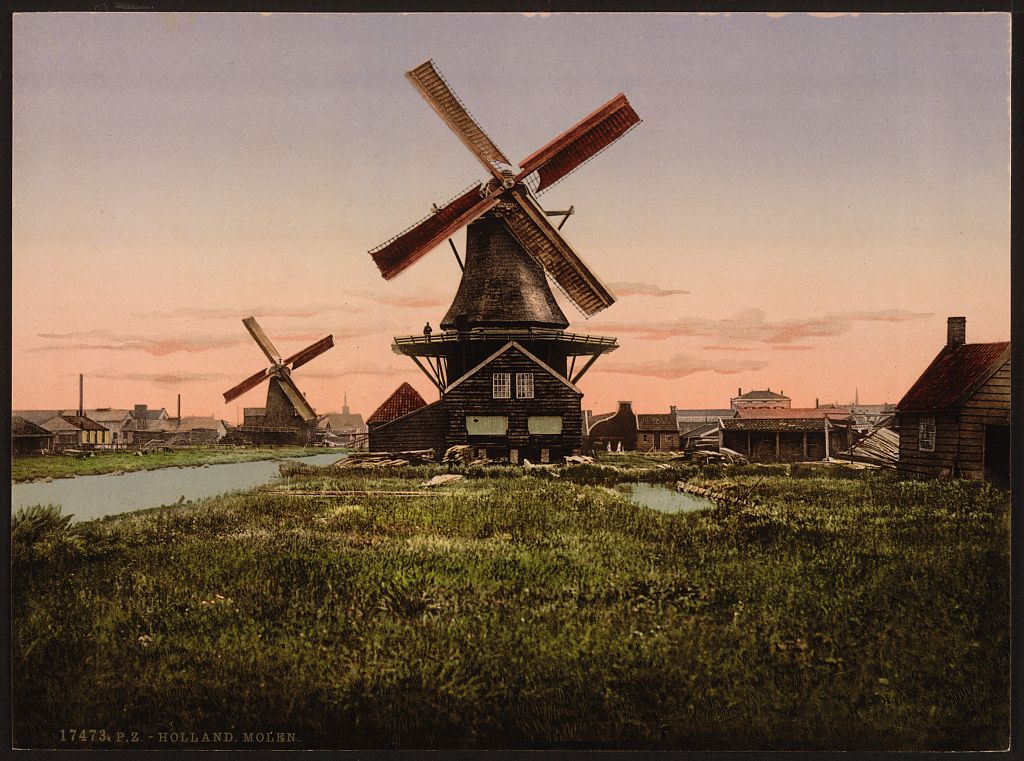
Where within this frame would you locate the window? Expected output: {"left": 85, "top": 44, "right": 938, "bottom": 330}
{"left": 919, "top": 415, "right": 936, "bottom": 452}
{"left": 492, "top": 373, "right": 511, "bottom": 399}
{"left": 528, "top": 415, "right": 562, "bottom": 434}
{"left": 516, "top": 373, "right": 534, "bottom": 399}
{"left": 466, "top": 415, "right": 509, "bottom": 435}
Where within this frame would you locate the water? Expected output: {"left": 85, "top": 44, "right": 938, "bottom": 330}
{"left": 619, "top": 482, "right": 715, "bottom": 514}
{"left": 11, "top": 452, "right": 345, "bottom": 522}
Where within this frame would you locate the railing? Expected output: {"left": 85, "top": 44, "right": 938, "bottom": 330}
{"left": 393, "top": 328, "right": 618, "bottom": 348}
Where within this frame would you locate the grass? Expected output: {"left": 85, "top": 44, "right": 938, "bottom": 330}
{"left": 11, "top": 445, "right": 326, "bottom": 483}
{"left": 11, "top": 460, "right": 1010, "bottom": 750}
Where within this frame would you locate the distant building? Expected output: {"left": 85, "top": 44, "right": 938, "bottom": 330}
{"left": 165, "top": 416, "right": 229, "bottom": 445}
{"left": 587, "top": 401, "right": 638, "bottom": 452}
{"left": 62, "top": 408, "right": 132, "bottom": 448}
{"left": 730, "top": 388, "right": 791, "bottom": 410}
{"left": 11, "top": 416, "right": 54, "bottom": 454}
{"left": 636, "top": 412, "right": 680, "bottom": 452}
{"left": 121, "top": 405, "right": 172, "bottom": 445}
{"left": 896, "top": 317, "right": 1010, "bottom": 482}
{"left": 40, "top": 414, "right": 109, "bottom": 451}
{"left": 318, "top": 394, "right": 368, "bottom": 446}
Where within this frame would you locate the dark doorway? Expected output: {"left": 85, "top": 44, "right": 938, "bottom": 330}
{"left": 984, "top": 425, "right": 1010, "bottom": 484}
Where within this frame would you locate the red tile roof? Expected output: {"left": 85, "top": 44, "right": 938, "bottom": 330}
{"left": 898, "top": 342, "right": 1010, "bottom": 411}
{"left": 367, "top": 382, "right": 427, "bottom": 425}
{"left": 736, "top": 408, "right": 850, "bottom": 420}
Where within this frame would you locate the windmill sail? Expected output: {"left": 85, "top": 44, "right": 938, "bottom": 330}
{"left": 223, "top": 367, "right": 270, "bottom": 403}
{"left": 242, "top": 317, "right": 281, "bottom": 364}
{"left": 517, "top": 93, "right": 641, "bottom": 193}
{"left": 369, "top": 184, "right": 499, "bottom": 279}
{"left": 406, "top": 60, "right": 513, "bottom": 180}
{"left": 282, "top": 335, "right": 335, "bottom": 371}
{"left": 498, "top": 189, "right": 616, "bottom": 317}
{"left": 276, "top": 373, "right": 317, "bottom": 421}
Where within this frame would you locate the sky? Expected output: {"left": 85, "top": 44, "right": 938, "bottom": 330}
{"left": 12, "top": 12, "right": 1011, "bottom": 419}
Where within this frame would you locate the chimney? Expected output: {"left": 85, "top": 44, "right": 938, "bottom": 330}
{"left": 177, "top": 394, "right": 181, "bottom": 420}
{"left": 670, "top": 405, "right": 677, "bottom": 414}
{"left": 947, "top": 316, "right": 966, "bottom": 348}
{"left": 78, "top": 374, "right": 84, "bottom": 416}
{"left": 815, "top": 397, "right": 819, "bottom": 408}
{"left": 738, "top": 387, "right": 742, "bottom": 397}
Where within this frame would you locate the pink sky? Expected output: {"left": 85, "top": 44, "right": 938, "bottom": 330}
{"left": 12, "top": 13, "right": 1011, "bottom": 419}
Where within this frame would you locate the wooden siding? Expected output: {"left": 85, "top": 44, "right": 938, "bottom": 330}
{"left": 443, "top": 347, "right": 583, "bottom": 459}
{"left": 898, "top": 358, "right": 1010, "bottom": 479}
{"left": 588, "top": 403, "right": 637, "bottom": 451}
{"left": 369, "top": 402, "right": 448, "bottom": 454}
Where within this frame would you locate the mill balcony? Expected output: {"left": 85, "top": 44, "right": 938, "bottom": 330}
{"left": 392, "top": 328, "right": 619, "bottom": 358}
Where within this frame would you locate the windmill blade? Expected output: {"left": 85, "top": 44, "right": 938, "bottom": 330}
{"left": 223, "top": 367, "right": 270, "bottom": 403}
{"left": 406, "top": 60, "right": 513, "bottom": 181}
{"left": 369, "top": 184, "right": 499, "bottom": 279}
{"left": 516, "top": 93, "right": 641, "bottom": 193}
{"left": 242, "top": 316, "right": 281, "bottom": 364}
{"left": 282, "top": 335, "right": 335, "bottom": 371}
{"left": 276, "top": 372, "right": 317, "bottom": 422}
{"left": 497, "top": 189, "right": 616, "bottom": 317}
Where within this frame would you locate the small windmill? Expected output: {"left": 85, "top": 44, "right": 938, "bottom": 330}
{"left": 223, "top": 317, "right": 334, "bottom": 443}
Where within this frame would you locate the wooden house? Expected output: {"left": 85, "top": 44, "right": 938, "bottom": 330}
{"left": 896, "top": 317, "right": 1010, "bottom": 482}
{"left": 369, "top": 343, "right": 584, "bottom": 463}
{"left": 636, "top": 412, "right": 680, "bottom": 451}
{"left": 11, "top": 416, "right": 54, "bottom": 454}
{"left": 63, "top": 408, "right": 132, "bottom": 448}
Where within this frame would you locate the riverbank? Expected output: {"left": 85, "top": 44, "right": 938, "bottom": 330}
{"left": 12, "top": 462, "right": 1010, "bottom": 750}
{"left": 10, "top": 445, "right": 328, "bottom": 483}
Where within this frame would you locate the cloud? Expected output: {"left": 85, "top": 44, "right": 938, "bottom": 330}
{"left": 596, "top": 353, "right": 768, "bottom": 380}
{"left": 607, "top": 282, "right": 690, "bottom": 298}
{"left": 31, "top": 328, "right": 350, "bottom": 357}
{"left": 88, "top": 369, "right": 233, "bottom": 385}
{"left": 594, "top": 308, "right": 932, "bottom": 344}
{"left": 133, "top": 291, "right": 450, "bottom": 320}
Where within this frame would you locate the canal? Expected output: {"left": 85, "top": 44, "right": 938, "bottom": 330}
{"left": 10, "top": 452, "right": 345, "bottom": 522}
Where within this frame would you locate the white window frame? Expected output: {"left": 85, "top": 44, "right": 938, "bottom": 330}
{"left": 516, "top": 373, "right": 534, "bottom": 399}
{"left": 492, "top": 373, "right": 511, "bottom": 399}
{"left": 919, "top": 415, "right": 936, "bottom": 452}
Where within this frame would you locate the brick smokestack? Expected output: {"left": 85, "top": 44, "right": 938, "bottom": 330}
{"left": 177, "top": 394, "right": 181, "bottom": 420}
{"left": 79, "top": 374, "right": 84, "bottom": 416}
{"left": 947, "top": 316, "right": 966, "bottom": 348}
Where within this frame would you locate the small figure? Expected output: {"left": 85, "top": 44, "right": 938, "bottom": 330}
{"left": 423, "top": 322, "right": 433, "bottom": 337}
{"left": 606, "top": 442, "right": 612, "bottom": 453}
{"left": 616, "top": 441, "right": 623, "bottom": 453}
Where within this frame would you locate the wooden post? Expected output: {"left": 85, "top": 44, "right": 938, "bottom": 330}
{"left": 775, "top": 432, "right": 780, "bottom": 460}
{"left": 747, "top": 431, "right": 752, "bottom": 456}
{"left": 802, "top": 432, "right": 808, "bottom": 460}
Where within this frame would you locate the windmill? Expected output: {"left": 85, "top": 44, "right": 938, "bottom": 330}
{"left": 223, "top": 316, "right": 334, "bottom": 444}
{"left": 366, "top": 60, "right": 642, "bottom": 462}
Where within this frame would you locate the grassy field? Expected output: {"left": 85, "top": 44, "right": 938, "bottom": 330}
{"left": 10, "top": 445, "right": 325, "bottom": 483}
{"left": 12, "top": 459, "right": 1010, "bottom": 750}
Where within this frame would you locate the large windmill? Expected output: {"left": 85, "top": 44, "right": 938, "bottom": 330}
{"left": 366, "top": 60, "right": 641, "bottom": 462}
{"left": 223, "top": 317, "right": 334, "bottom": 444}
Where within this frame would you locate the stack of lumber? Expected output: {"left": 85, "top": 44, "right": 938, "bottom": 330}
{"left": 839, "top": 427, "right": 899, "bottom": 468}
{"left": 442, "top": 445, "right": 490, "bottom": 465}
{"left": 673, "top": 448, "right": 748, "bottom": 465}
{"left": 335, "top": 449, "right": 434, "bottom": 469}
{"left": 563, "top": 455, "right": 595, "bottom": 465}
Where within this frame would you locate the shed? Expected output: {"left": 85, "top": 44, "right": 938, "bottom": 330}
{"left": 896, "top": 317, "right": 1010, "bottom": 482}
{"left": 11, "top": 416, "right": 55, "bottom": 454}
{"left": 636, "top": 413, "right": 680, "bottom": 452}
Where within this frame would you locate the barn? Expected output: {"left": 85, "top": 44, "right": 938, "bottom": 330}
{"left": 896, "top": 317, "right": 1010, "bottom": 482}
{"left": 11, "top": 416, "right": 54, "bottom": 454}
{"left": 587, "top": 401, "right": 638, "bottom": 452}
